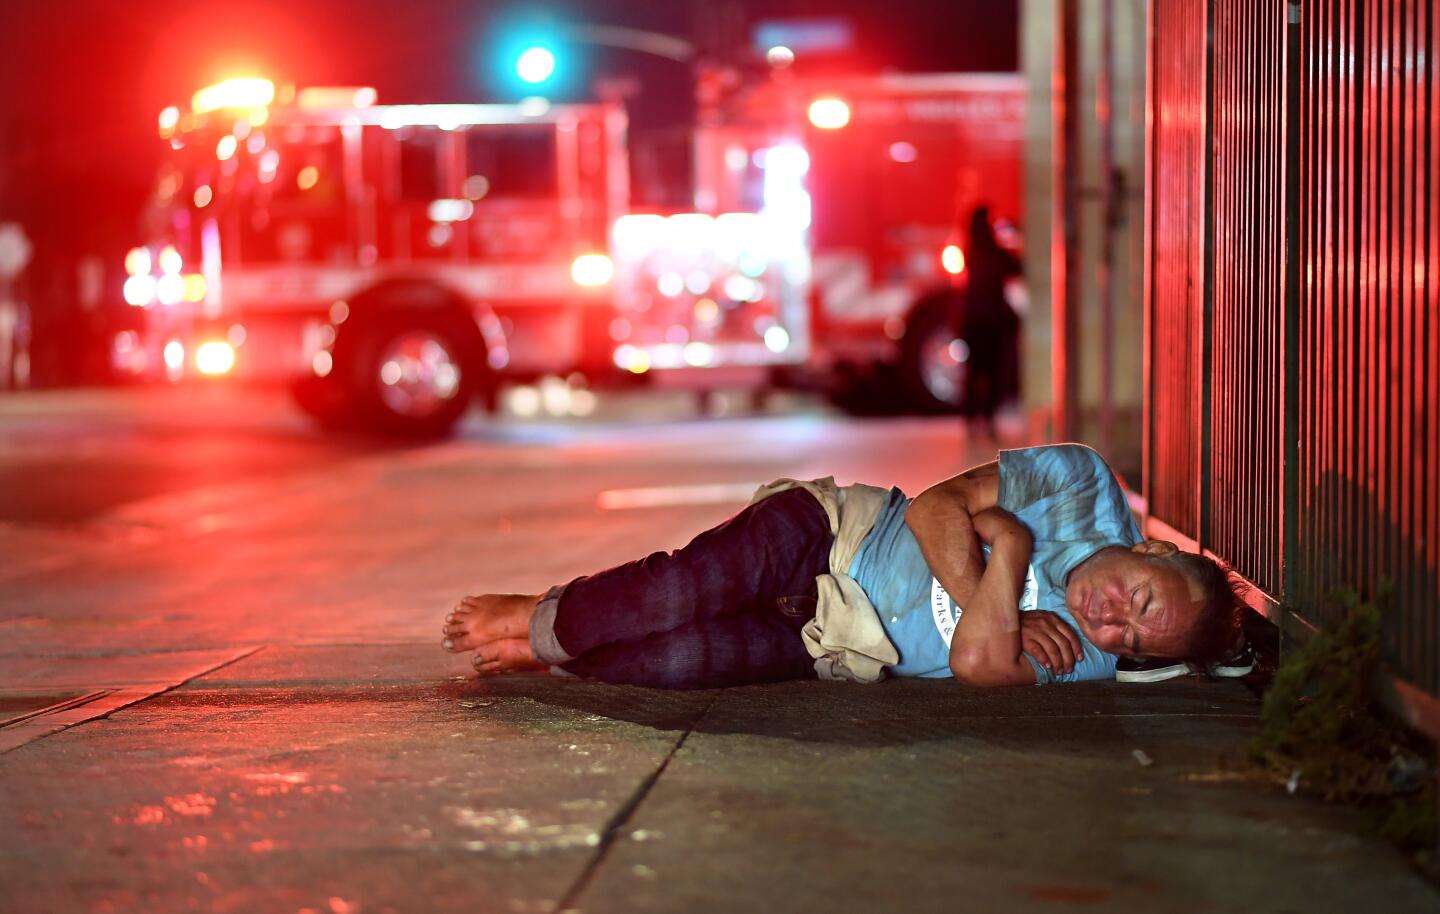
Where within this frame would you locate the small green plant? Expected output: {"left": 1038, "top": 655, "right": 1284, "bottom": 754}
{"left": 1250, "top": 588, "right": 1436, "bottom": 855}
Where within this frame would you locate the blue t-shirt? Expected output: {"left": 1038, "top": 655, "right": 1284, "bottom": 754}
{"left": 847, "top": 444, "right": 1142, "bottom": 684}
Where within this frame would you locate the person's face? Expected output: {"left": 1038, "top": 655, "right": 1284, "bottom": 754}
{"left": 1064, "top": 542, "right": 1205, "bottom": 658}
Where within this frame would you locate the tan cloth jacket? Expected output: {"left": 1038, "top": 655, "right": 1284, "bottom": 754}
{"left": 749, "top": 477, "right": 900, "bottom": 683}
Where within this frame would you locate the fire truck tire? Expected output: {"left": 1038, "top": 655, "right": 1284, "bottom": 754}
{"left": 826, "top": 365, "right": 897, "bottom": 416}
{"left": 291, "top": 375, "right": 363, "bottom": 432}
{"left": 899, "top": 296, "right": 966, "bottom": 414}
{"left": 347, "top": 314, "right": 481, "bottom": 438}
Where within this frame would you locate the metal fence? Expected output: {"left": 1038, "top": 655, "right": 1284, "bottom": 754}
{"left": 1144, "top": 0, "right": 1439, "bottom": 704}
{"left": 1209, "top": 0, "right": 1287, "bottom": 600}
{"left": 1143, "top": 0, "right": 1206, "bottom": 542}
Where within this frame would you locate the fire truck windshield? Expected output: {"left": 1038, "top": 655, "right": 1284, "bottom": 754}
{"left": 463, "top": 127, "right": 556, "bottom": 199}
{"left": 150, "top": 114, "right": 574, "bottom": 267}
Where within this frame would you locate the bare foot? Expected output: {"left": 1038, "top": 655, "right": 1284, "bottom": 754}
{"left": 473, "top": 638, "right": 548, "bottom": 675}
{"left": 441, "top": 593, "right": 540, "bottom": 653}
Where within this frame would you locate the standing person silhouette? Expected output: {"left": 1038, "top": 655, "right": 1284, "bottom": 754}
{"left": 955, "top": 206, "right": 1022, "bottom": 439}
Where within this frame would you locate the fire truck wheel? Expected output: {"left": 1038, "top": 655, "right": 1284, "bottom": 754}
{"left": 350, "top": 316, "right": 478, "bottom": 438}
{"left": 900, "top": 298, "right": 967, "bottom": 414}
{"left": 291, "top": 374, "right": 363, "bottom": 432}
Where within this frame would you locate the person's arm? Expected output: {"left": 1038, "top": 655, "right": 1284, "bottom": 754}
{"left": 948, "top": 507, "right": 1037, "bottom": 687}
{"left": 905, "top": 460, "right": 999, "bottom": 607}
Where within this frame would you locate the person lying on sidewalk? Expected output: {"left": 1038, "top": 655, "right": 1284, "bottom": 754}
{"left": 441, "top": 443, "right": 1249, "bottom": 689}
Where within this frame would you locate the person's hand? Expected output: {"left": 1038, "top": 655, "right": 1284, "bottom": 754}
{"left": 1020, "top": 611, "right": 1081, "bottom": 675}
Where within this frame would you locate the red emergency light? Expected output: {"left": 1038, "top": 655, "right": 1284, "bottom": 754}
{"left": 191, "top": 78, "right": 275, "bottom": 114}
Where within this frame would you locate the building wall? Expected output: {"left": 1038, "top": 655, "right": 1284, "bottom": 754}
{"left": 1021, "top": 0, "right": 1147, "bottom": 477}
{"left": 1019, "top": 0, "right": 1059, "bottom": 438}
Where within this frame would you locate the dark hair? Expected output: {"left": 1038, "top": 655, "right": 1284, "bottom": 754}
{"left": 966, "top": 205, "right": 1000, "bottom": 259}
{"left": 1164, "top": 551, "right": 1248, "bottom": 663}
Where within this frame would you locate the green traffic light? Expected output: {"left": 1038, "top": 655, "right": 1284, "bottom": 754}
{"left": 516, "top": 46, "right": 557, "bottom": 84}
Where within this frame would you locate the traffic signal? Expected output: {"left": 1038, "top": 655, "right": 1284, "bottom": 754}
{"left": 515, "top": 45, "right": 557, "bottom": 85}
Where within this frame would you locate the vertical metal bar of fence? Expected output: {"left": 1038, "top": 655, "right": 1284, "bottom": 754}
{"left": 1059, "top": 0, "right": 1081, "bottom": 441}
{"left": 1199, "top": 0, "right": 1215, "bottom": 556}
{"left": 1402, "top": 0, "right": 1422, "bottom": 684}
{"left": 1379, "top": 0, "right": 1394, "bottom": 667}
{"left": 1282, "top": 0, "right": 1302, "bottom": 631}
{"left": 1141, "top": 0, "right": 1156, "bottom": 543}
{"left": 1425, "top": 0, "right": 1438, "bottom": 693}
{"left": 1359, "top": 0, "right": 1372, "bottom": 611}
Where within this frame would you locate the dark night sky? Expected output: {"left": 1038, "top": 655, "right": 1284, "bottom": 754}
{"left": 0, "top": 0, "right": 1017, "bottom": 254}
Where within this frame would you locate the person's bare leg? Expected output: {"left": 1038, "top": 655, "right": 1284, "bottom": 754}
{"left": 472, "top": 638, "right": 549, "bottom": 674}
{"left": 441, "top": 593, "right": 540, "bottom": 653}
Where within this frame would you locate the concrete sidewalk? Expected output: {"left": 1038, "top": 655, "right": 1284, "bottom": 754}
{"left": 2, "top": 642, "right": 1434, "bottom": 914}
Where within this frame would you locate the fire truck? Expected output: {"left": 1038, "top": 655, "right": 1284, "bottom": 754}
{"left": 119, "top": 77, "right": 810, "bottom": 434}
{"left": 118, "top": 80, "right": 630, "bottom": 434}
{"left": 690, "top": 70, "right": 1025, "bottom": 411}
{"left": 119, "top": 73, "right": 1021, "bottom": 433}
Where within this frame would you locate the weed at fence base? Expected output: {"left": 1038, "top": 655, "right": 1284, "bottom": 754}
{"left": 1250, "top": 588, "right": 1436, "bottom": 858}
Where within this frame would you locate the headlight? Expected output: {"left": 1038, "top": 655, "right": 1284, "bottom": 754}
{"left": 123, "top": 275, "right": 157, "bottom": 307}
{"left": 158, "top": 245, "right": 183, "bottom": 275}
{"left": 124, "top": 247, "right": 151, "bottom": 276}
{"left": 195, "top": 341, "right": 236, "bottom": 375}
{"left": 571, "top": 253, "right": 614, "bottom": 287}
{"left": 941, "top": 244, "right": 966, "bottom": 275}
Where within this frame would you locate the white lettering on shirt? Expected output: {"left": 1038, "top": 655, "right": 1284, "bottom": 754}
{"left": 931, "top": 564, "right": 1040, "bottom": 647}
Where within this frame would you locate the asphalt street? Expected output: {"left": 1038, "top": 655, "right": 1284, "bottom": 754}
{"left": 0, "top": 387, "right": 1434, "bottom": 913}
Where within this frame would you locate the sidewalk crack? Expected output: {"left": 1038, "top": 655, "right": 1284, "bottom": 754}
{"left": 0, "top": 646, "right": 264, "bottom": 754}
{"left": 555, "top": 695, "right": 715, "bottom": 912}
